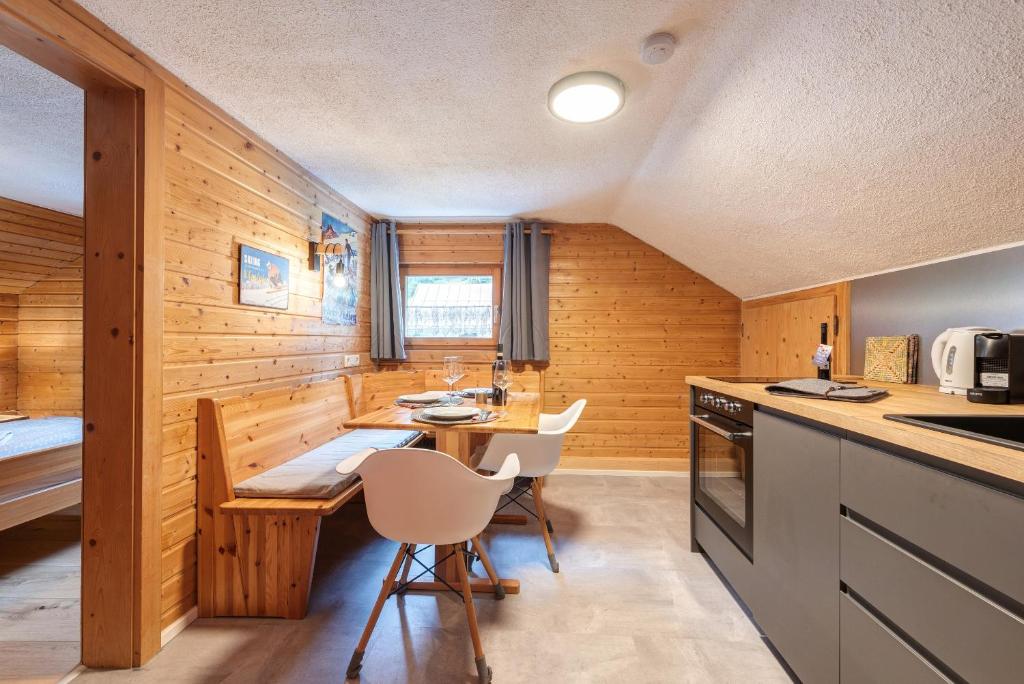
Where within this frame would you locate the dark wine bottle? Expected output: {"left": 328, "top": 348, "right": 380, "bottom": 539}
{"left": 491, "top": 344, "right": 508, "bottom": 406}
{"left": 817, "top": 322, "right": 832, "bottom": 380}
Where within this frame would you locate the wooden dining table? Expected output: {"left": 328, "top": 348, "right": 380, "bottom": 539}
{"left": 343, "top": 391, "right": 542, "bottom": 596}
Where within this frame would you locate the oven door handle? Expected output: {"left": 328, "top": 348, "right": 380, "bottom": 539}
{"left": 691, "top": 414, "right": 753, "bottom": 442}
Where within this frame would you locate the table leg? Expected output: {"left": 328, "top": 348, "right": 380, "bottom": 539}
{"left": 435, "top": 429, "right": 473, "bottom": 466}
{"left": 400, "top": 428, "right": 520, "bottom": 596}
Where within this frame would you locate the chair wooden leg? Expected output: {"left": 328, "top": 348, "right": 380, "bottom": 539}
{"left": 470, "top": 536, "right": 504, "bottom": 600}
{"left": 531, "top": 478, "right": 559, "bottom": 573}
{"left": 347, "top": 543, "right": 408, "bottom": 679}
{"left": 399, "top": 543, "right": 416, "bottom": 585}
{"left": 453, "top": 544, "right": 491, "bottom": 683}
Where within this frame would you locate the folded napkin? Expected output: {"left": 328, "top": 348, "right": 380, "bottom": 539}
{"left": 764, "top": 378, "right": 889, "bottom": 403}
{"left": 399, "top": 391, "right": 448, "bottom": 403}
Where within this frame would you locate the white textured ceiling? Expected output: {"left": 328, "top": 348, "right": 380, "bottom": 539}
{"left": 59, "top": 3, "right": 1024, "bottom": 294}
{"left": 0, "top": 46, "right": 83, "bottom": 215}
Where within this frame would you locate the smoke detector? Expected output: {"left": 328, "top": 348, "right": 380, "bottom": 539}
{"left": 641, "top": 32, "right": 677, "bottom": 65}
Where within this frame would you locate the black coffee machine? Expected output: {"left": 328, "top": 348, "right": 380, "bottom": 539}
{"left": 968, "top": 333, "right": 1024, "bottom": 404}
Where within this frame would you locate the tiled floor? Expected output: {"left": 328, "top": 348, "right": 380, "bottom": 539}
{"left": 76, "top": 475, "right": 790, "bottom": 683}
{"left": 0, "top": 510, "right": 81, "bottom": 684}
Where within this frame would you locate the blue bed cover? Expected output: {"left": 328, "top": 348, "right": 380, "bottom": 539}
{"left": 0, "top": 417, "right": 83, "bottom": 461}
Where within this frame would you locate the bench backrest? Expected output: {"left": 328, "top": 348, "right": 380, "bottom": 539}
{"left": 350, "top": 370, "right": 424, "bottom": 414}
{"left": 207, "top": 376, "right": 354, "bottom": 487}
{"left": 424, "top": 368, "right": 543, "bottom": 394}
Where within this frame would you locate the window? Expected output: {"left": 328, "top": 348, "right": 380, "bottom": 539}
{"left": 402, "top": 266, "right": 500, "bottom": 344}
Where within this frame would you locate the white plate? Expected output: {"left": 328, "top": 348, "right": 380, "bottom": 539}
{"left": 399, "top": 391, "right": 448, "bottom": 403}
{"left": 422, "top": 406, "right": 481, "bottom": 420}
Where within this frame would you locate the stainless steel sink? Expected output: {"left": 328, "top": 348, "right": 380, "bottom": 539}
{"left": 884, "top": 415, "right": 1024, "bottom": 452}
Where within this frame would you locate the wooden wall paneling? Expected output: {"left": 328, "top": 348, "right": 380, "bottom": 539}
{"left": 159, "top": 84, "right": 374, "bottom": 628}
{"left": 0, "top": 293, "right": 16, "bottom": 409}
{"left": 397, "top": 225, "right": 504, "bottom": 266}
{"left": 545, "top": 224, "right": 740, "bottom": 471}
{"left": 16, "top": 266, "right": 83, "bottom": 416}
{"left": 0, "top": 197, "right": 84, "bottom": 295}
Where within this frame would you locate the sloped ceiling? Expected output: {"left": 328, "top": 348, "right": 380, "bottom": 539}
{"left": 0, "top": 46, "right": 83, "bottom": 216}
{"left": 45, "top": 3, "right": 1024, "bottom": 295}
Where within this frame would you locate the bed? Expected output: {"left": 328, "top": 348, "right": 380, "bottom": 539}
{"left": 0, "top": 417, "right": 83, "bottom": 532}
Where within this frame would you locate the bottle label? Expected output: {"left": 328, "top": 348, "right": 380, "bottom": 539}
{"left": 812, "top": 344, "right": 833, "bottom": 369}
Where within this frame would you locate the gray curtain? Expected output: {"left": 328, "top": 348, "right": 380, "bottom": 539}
{"left": 499, "top": 221, "right": 550, "bottom": 361}
{"left": 370, "top": 219, "right": 406, "bottom": 361}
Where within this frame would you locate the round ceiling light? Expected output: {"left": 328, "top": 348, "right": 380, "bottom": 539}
{"left": 547, "top": 71, "right": 625, "bottom": 123}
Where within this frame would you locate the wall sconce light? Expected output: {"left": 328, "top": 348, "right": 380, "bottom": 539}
{"left": 309, "top": 242, "right": 349, "bottom": 272}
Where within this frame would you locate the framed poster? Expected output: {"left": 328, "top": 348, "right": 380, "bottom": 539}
{"left": 239, "top": 244, "right": 290, "bottom": 310}
{"left": 321, "top": 212, "right": 357, "bottom": 243}
{"left": 322, "top": 250, "right": 358, "bottom": 325}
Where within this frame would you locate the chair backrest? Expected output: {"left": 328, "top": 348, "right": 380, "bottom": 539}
{"left": 210, "top": 376, "right": 354, "bottom": 486}
{"left": 539, "top": 399, "right": 587, "bottom": 434}
{"left": 350, "top": 448, "right": 519, "bottom": 546}
{"left": 352, "top": 370, "right": 424, "bottom": 414}
{"left": 477, "top": 399, "right": 586, "bottom": 477}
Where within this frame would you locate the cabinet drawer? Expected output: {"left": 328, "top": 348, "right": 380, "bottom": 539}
{"left": 841, "top": 517, "right": 1024, "bottom": 683}
{"left": 841, "top": 439, "right": 1024, "bottom": 605}
{"left": 840, "top": 593, "right": 949, "bottom": 684}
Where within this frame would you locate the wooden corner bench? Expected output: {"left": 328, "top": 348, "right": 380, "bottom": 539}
{"left": 197, "top": 376, "right": 421, "bottom": 619}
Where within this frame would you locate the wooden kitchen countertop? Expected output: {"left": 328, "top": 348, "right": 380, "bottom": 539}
{"left": 686, "top": 376, "right": 1024, "bottom": 486}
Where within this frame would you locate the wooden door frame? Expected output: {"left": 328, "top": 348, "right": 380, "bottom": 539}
{"left": 0, "top": 0, "right": 164, "bottom": 668}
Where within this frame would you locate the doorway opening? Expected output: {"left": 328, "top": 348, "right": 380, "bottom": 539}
{"left": 0, "top": 44, "right": 84, "bottom": 683}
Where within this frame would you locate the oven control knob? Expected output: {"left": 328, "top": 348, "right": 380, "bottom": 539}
{"left": 700, "top": 393, "right": 711, "bottom": 403}
{"left": 728, "top": 401, "right": 742, "bottom": 413}
{"left": 713, "top": 397, "right": 725, "bottom": 408}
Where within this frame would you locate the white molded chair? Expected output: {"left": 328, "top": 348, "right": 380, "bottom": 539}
{"left": 337, "top": 447, "right": 519, "bottom": 684}
{"left": 474, "top": 399, "right": 586, "bottom": 572}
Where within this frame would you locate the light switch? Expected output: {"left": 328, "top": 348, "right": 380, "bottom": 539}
{"left": 344, "top": 354, "right": 361, "bottom": 368}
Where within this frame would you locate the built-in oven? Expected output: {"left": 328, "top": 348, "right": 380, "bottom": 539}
{"left": 690, "top": 388, "right": 754, "bottom": 559}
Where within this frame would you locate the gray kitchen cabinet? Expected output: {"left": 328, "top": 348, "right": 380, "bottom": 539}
{"left": 752, "top": 410, "right": 841, "bottom": 684}
{"left": 841, "top": 439, "right": 1024, "bottom": 606}
{"left": 841, "top": 516, "right": 1024, "bottom": 683}
{"left": 840, "top": 439, "right": 1024, "bottom": 682}
{"left": 839, "top": 592, "right": 950, "bottom": 684}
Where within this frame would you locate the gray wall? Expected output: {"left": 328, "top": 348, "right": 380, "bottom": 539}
{"left": 851, "top": 245, "right": 1024, "bottom": 385}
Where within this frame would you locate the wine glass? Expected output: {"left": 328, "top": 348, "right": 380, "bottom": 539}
{"left": 442, "top": 356, "right": 465, "bottom": 405}
{"left": 492, "top": 360, "right": 512, "bottom": 406}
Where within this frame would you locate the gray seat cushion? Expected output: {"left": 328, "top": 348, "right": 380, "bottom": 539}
{"left": 233, "top": 429, "right": 422, "bottom": 499}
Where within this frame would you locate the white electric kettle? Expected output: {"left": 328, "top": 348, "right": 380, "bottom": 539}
{"left": 930, "top": 327, "right": 1000, "bottom": 394}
